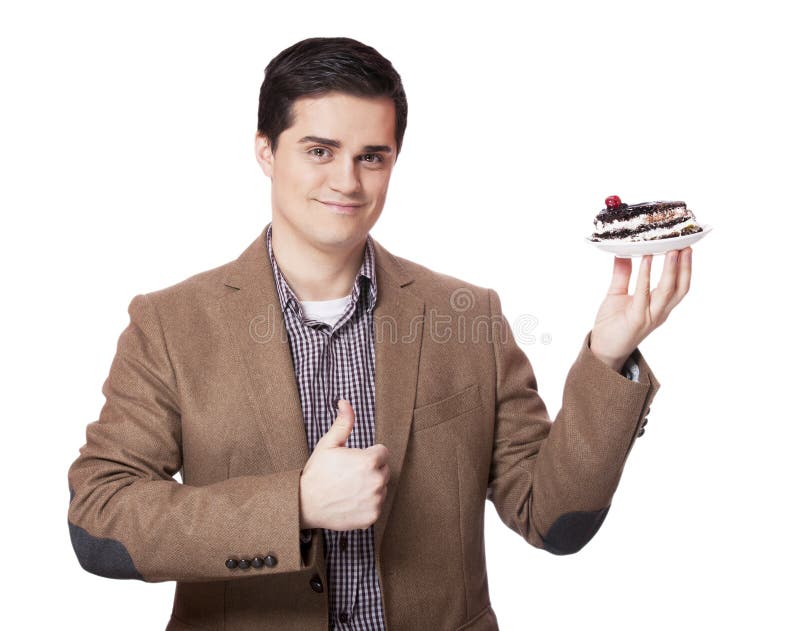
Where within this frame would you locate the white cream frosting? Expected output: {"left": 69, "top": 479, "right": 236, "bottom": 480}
{"left": 599, "top": 217, "right": 700, "bottom": 242}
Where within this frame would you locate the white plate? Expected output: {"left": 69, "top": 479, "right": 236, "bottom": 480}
{"left": 584, "top": 224, "right": 712, "bottom": 257}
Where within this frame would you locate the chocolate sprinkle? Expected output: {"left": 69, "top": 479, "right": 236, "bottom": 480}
{"left": 600, "top": 200, "right": 686, "bottom": 221}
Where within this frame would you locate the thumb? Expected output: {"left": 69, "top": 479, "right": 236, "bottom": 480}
{"left": 319, "top": 399, "right": 355, "bottom": 448}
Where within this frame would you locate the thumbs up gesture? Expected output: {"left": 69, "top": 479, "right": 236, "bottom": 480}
{"left": 299, "top": 399, "right": 390, "bottom": 531}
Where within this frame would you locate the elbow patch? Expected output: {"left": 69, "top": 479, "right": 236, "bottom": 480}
{"left": 68, "top": 521, "right": 143, "bottom": 580}
{"left": 68, "top": 487, "right": 142, "bottom": 580}
{"left": 541, "top": 506, "right": 610, "bottom": 555}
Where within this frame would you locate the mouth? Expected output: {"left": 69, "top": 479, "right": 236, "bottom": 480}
{"left": 316, "top": 199, "right": 364, "bottom": 215}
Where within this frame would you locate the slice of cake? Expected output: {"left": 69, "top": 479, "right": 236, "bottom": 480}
{"left": 589, "top": 195, "right": 703, "bottom": 242}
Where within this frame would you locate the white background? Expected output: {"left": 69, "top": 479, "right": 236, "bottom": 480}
{"left": 2, "top": 0, "right": 798, "bottom": 629}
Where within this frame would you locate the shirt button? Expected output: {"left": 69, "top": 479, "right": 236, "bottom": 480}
{"left": 339, "top": 534, "right": 348, "bottom": 552}
{"left": 339, "top": 611, "right": 349, "bottom": 623}
{"left": 309, "top": 574, "right": 324, "bottom": 593}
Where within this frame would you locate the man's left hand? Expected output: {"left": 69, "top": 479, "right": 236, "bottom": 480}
{"left": 589, "top": 247, "right": 693, "bottom": 372}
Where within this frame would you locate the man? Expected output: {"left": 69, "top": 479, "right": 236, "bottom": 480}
{"left": 67, "top": 37, "right": 691, "bottom": 630}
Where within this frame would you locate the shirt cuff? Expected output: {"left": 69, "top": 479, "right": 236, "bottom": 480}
{"left": 622, "top": 356, "right": 640, "bottom": 383}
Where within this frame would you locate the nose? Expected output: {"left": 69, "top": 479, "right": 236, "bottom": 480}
{"left": 327, "top": 157, "right": 362, "bottom": 196}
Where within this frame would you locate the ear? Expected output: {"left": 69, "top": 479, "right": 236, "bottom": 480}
{"left": 254, "top": 133, "right": 274, "bottom": 178}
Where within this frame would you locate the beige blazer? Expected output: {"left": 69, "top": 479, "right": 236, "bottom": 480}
{"left": 68, "top": 224, "right": 660, "bottom": 630}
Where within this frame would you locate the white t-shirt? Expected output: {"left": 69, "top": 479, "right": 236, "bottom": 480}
{"left": 299, "top": 295, "right": 352, "bottom": 328}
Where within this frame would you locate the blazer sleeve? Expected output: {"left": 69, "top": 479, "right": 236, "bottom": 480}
{"left": 486, "top": 288, "right": 660, "bottom": 555}
{"left": 67, "top": 293, "right": 308, "bottom": 582}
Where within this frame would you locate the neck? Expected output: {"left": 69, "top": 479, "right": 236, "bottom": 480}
{"left": 270, "top": 219, "right": 366, "bottom": 302}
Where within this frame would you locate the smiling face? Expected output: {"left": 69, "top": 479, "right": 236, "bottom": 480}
{"left": 255, "top": 91, "right": 397, "bottom": 253}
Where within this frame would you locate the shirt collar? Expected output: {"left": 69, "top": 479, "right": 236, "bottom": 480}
{"left": 266, "top": 222, "right": 378, "bottom": 319}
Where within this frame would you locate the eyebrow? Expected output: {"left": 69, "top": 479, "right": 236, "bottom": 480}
{"left": 297, "top": 135, "right": 393, "bottom": 154}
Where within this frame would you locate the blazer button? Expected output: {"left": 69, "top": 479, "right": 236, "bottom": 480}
{"left": 637, "top": 426, "right": 646, "bottom": 437}
{"left": 264, "top": 554, "right": 278, "bottom": 568}
{"left": 309, "top": 575, "right": 324, "bottom": 593}
{"left": 251, "top": 557, "right": 264, "bottom": 569}
{"left": 238, "top": 559, "right": 251, "bottom": 569}
{"left": 642, "top": 417, "right": 648, "bottom": 427}
{"left": 225, "top": 558, "right": 238, "bottom": 570}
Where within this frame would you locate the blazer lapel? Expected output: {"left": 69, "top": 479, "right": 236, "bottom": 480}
{"left": 218, "top": 225, "right": 425, "bottom": 555}
{"left": 219, "top": 227, "right": 310, "bottom": 473}
{"left": 370, "top": 238, "right": 424, "bottom": 556}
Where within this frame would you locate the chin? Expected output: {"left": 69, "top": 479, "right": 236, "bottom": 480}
{"left": 308, "top": 222, "right": 364, "bottom": 248}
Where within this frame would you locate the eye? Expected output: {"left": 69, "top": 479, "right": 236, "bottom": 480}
{"left": 361, "top": 153, "right": 384, "bottom": 164}
{"left": 308, "top": 147, "right": 331, "bottom": 159}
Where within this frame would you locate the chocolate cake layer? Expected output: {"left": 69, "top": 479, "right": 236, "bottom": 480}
{"left": 591, "top": 215, "right": 696, "bottom": 240}
{"left": 590, "top": 224, "right": 702, "bottom": 242}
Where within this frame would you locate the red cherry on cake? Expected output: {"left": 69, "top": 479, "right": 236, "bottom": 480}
{"left": 605, "top": 195, "right": 622, "bottom": 210}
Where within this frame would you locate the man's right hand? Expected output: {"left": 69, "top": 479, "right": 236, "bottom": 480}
{"left": 299, "top": 399, "right": 390, "bottom": 531}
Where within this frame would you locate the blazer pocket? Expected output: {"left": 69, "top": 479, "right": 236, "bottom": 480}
{"left": 412, "top": 383, "right": 481, "bottom": 433}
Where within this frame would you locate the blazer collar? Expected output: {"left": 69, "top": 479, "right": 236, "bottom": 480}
{"left": 265, "top": 222, "right": 379, "bottom": 319}
{"left": 220, "top": 223, "right": 423, "bottom": 555}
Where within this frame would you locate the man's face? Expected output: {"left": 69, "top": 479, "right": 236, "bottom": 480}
{"left": 255, "top": 91, "right": 397, "bottom": 252}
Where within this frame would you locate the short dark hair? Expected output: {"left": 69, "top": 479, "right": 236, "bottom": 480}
{"left": 257, "top": 37, "right": 408, "bottom": 157}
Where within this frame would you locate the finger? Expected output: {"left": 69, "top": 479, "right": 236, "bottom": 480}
{"left": 651, "top": 249, "right": 680, "bottom": 317}
{"left": 632, "top": 254, "right": 653, "bottom": 317}
{"left": 608, "top": 256, "right": 632, "bottom": 295}
{"left": 319, "top": 399, "right": 355, "bottom": 448}
{"left": 665, "top": 247, "right": 692, "bottom": 313}
{"left": 365, "top": 443, "right": 389, "bottom": 466}
{"left": 336, "top": 398, "right": 356, "bottom": 426}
